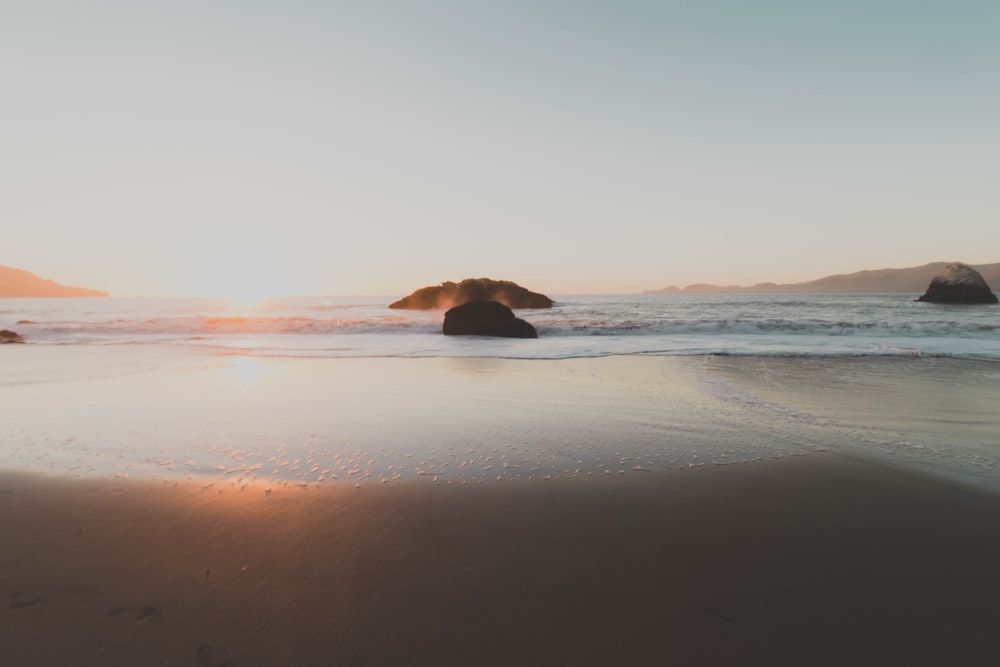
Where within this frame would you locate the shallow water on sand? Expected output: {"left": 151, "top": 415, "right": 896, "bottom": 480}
{"left": 1, "top": 346, "right": 997, "bottom": 492}
{"left": 698, "top": 355, "right": 1000, "bottom": 490}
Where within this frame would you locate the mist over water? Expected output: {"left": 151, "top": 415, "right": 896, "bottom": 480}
{"left": 4, "top": 294, "right": 999, "bottom": 359}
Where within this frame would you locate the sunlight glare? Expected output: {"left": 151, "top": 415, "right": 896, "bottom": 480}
{"left": 190, "top": 255, "right": 299, "bottom": 304}
{"left": 233, "top": 356, "right": 263, "bottom": 395}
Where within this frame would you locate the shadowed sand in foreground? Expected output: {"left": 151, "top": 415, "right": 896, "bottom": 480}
{"left": 3, "top": 452, "right": 1000, "bottom": 666}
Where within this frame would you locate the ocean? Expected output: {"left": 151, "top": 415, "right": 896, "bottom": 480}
{"left": 4, "top": 293, "right": 999, "bottom": 359}
{"left": 2, "top": 294, "right": 999, "bottom": 492}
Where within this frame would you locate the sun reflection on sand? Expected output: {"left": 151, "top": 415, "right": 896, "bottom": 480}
{"left": 0, "top": 352, "right": 848, "bottom": 488}
{"left": 232, "top": 356, "right": 263, "bottom": 395}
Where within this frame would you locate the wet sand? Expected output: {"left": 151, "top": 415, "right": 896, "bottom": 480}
{"left": 3, "top": 451, "right": 1000, "bottom": 666}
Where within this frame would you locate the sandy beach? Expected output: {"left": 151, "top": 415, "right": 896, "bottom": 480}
{"left": 3, "top": 348, "right": 1000, "bottom": 664}
{"left": 3, "top": 453, "right": 1000, "bottom": 666}
{"left": 6, "top": 0, "right": 1000, "bottom": 660}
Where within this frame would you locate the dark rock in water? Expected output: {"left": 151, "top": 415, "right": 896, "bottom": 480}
{"left": 917, "top": 263, "right": 998, "bottom": 304}
{"left": 0, "top": 330, "right": 24, "bottom": 344}
{"left": 390, "top": 278, "right": 553, "bottom": 310}
{"left": 443, "top": 301, "right": 538, "bottom": 338}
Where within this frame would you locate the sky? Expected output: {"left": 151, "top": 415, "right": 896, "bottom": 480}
{"left": 2, "top": 1, "right": 999, "bottom": 298}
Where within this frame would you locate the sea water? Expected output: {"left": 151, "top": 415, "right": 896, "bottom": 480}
{"left": 1, "top": 294, "right": 998, "bottom": 491}
{"left": 4, "top": 293, "right": 999, "bottom": 359}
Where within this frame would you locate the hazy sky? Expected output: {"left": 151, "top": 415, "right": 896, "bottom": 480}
{"left": 3, "top": 1, "right": 998, "bottom": 297}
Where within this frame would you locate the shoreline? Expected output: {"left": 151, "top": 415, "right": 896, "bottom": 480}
{"left": 4, "top": 451, "right": 1000, "bottom": 665}
{"left": 3, "top": 347, "right": 1000, "bottom": 663}
{"left": 2, "top": 347, "right": 1000, "bottom": 492}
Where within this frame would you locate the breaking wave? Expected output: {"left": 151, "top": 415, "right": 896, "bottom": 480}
{"left": 4, "top": 294, "right": 999, "bottom": 360}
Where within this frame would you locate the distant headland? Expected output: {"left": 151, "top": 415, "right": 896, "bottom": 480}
{"left": 0, "top": 266, "right": 108, "bottom": 298}
{"left": 644, "top": 262, "right": 1000, "bottom": 295}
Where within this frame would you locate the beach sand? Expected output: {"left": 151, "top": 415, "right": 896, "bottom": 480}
{"left": 3, "top": 349, "right": 1000, "bottom": 664}
{"left": 3, "top": 453, "right": 1000, "bottom": 666}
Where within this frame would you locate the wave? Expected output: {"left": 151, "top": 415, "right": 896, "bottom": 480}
{"left": 12, "top": 314, "right": 1000, "bottom": 340}
{"left": 539, "top": 319, "right": 1000, "bottom": 338}
{"left": 17, "top": 315, "right": 441, "bottom": 338}
{"left": 5, "top": 294, "right": 998, "bottom": 360}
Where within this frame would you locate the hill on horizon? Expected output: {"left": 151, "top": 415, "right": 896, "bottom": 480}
{"left": 644, "top": 262, "right": 1000, "bottom": 295}
{"left": 0, "top": 265, "right": 108, "bottom": 298}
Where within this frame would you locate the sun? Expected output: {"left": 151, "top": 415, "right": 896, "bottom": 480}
{"left": 177, "top": 238, "right": 314, "bottom": 302}
{"left": 223, "top": 292, "right": 271, "bottom": 309}
{"left": 208, "top": 278, "right": 274, "bottom": 306}
{"left": 189, "top": 262, "right": 292, "bottom": 305}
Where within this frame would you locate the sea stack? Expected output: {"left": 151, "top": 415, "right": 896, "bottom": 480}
{"left": 443, "top": 301, "right": 538, "bottom": 338}
{"left": 390, "top": 278, "right": 553, "bottom": 310}
{"left": 917, "top": 263, "right": 998, "bottom": 304}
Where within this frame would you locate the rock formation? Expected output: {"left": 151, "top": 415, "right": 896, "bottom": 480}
{"left": 442, "top": 301, "right": 538, "bottom": 338}
{"left": 1, "top": 330, "right": 24, "bottom": 344}
{"left": 917, "top": 263, "right": 998, "bottom": 304}
{"left": 390, "top": 278, "right": 553, "bottom": 310}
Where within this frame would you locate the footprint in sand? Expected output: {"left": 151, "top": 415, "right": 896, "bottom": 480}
{"left": 108, "top": 604, "right": 164, "bottom": 623}
{"left": 197, "top": 644, "right": 236, "bottom": 667}
{"left": 7, "top": 592, "right": 47, "bottom": 609}
{"left": 63, "top": 584, "right": 102, "bottom": 603}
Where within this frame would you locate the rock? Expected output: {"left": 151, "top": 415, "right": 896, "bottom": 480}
{"left": 917, "top": 263, "right": 998, "bottom": 304}
{"left": 0, "top": 330, "right": 24, "bottom": 344}
{"left": 443, "top": 301, "right": 538, "bottom": 338}
{"left": 390, "top": 278, "right": 553, "bottom": 310}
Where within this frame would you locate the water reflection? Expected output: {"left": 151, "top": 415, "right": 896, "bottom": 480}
{"left": 233, "top": 356, "right": 262, "bottom": 395}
